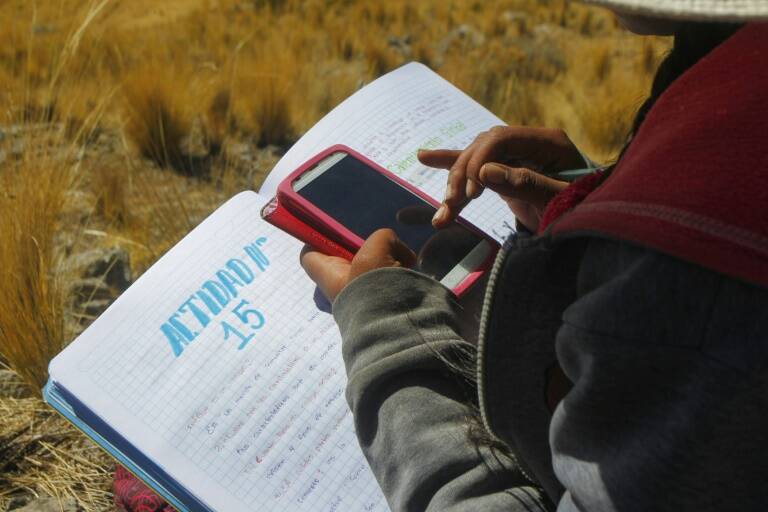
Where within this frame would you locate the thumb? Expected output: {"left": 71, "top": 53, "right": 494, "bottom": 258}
{"left": 350, "top": 229, "right": 417, "bottom": 282}
{"left": 300, "top": 245, "right": 352, "bottom": 302}
{"left": 478, "top": 163, "right": 567, "bottom": 209}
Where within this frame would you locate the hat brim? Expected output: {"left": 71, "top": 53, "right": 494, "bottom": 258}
{"left": 584, "top": 0, "right": 768, "bottom": 22}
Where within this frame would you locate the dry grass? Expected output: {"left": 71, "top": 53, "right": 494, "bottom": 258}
{"left": 0, "top": 145, "right": 72, "bottom": 393}
{"left": 0, "top": 386, "right": 114, "bottom": 511}
{"left": 91, "top": 161, "right": 129, "bottom": 227}
{"left": 0, "top": 130, "right": 119, "bottom": 510}
{"left": 0, "top": 0, "right": 671, "bottom": 508}
{"left": 0, "top": 0, "right": 669, "bottom": 162}
{"left": 248, "top": 75, "right": 295, "bottom": 148}
{"left": 123, "top": 69, "right": 191, "bottom": 173}
{"left": 205, "top": 88, "right": 232, "bottom": 154}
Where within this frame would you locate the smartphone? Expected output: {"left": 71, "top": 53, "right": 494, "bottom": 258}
{"left": 276, "top": 145, "right": 497, "bottom": 294}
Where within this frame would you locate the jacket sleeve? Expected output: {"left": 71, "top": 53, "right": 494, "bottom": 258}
{"left": 551, "top": 238, "right": 768, "bottom": 511}
{"left": 333, "top": 267, "right": 551, "bottom": 512}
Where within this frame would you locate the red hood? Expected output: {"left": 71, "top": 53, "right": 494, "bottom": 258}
{"left": 551, "top": 23, "right": 768, "bottom": 288}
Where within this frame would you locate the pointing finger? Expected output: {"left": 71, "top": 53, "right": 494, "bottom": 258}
{"left": 417, "top": 149, "right": 462, "bottom": 169}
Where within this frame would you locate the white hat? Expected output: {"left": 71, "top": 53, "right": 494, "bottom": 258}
{"left": 584, "top": 0, "right": 768, "bottom": 21}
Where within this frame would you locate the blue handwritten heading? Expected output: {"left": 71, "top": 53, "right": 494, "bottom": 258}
{"left": 161, "top": 237, "right": 270, "bottom": 357}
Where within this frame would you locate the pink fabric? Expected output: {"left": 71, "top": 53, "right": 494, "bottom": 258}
{"left": 538, "top": 170, "right": 605, "bottom": 234}
{"left": 113, "top": 465, "right": 171, "bottom": 512}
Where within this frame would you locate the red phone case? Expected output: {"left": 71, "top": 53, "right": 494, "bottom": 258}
{"left": 262, "top": 144, "right": 498, "bottom": 296}
{"left": 261, "top": 195, "right": 355, "bottom": 260}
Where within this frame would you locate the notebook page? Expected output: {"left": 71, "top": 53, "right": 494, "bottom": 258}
{"left": 259, "top": 62, "right": 517, "bottom": 242}
{"left": 49, "top": 191, "right": 387, "bottom": 511}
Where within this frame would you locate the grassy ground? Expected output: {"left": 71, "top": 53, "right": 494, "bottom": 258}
{"left": 0, "top": 1, "right": 669, "bottom": 509}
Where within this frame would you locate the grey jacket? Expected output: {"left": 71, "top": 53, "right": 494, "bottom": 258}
{"left": 332, "top": 232, "right": 768, "bottom": 511}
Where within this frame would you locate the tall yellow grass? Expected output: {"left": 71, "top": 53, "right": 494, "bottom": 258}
{"left": 92, "top": 160, "right": 129, "bottom": 227}
{"left": 0, "top": 1, "right": 114, "bottom": 394}
{"left": 0, "top": 147, "right": 72, "bottom": 392}
{"left": 124, "top": 70, "right": 191, "bottom": 172}
{"left": 1, "top": 0, "right": 668, "bottom": 166}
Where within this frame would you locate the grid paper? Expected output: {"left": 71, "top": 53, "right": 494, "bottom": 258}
{"left": 51, "top": 193, "right": 387, "bottom": 511}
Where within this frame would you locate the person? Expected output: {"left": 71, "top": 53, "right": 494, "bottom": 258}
{"left": 300, "top": 1, "right": 768, "bottom": 510}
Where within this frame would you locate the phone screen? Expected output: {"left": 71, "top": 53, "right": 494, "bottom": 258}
{"left": 293, "top": 152, "right": 487, "bottom": 282}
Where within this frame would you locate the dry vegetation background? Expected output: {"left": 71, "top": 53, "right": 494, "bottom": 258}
{"left": 0, "top": 0, "right": 669, "bottom": 509}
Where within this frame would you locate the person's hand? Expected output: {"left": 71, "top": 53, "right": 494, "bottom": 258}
{"left": 300, "top": 228, "right": 416, "bottom": 302}
{"left": 418, "top": 126, "right": 584, "bottom": 231}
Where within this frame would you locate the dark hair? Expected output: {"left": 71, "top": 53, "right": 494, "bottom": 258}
{"left": 601, "top": 22, "right": 743, "bottom": 182}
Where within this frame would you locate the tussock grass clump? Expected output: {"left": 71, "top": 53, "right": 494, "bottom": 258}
{"left": 364, "top": 41, "right": 400, "bottom": 78}
{"left": 206, "top": 88, "right": 232, "bottom": 154}
{"left": 250, "top": 77, "right": 295, "bottom": 148}
{"left": 92, "top": 161, "right": 129, "bottom": 227}
{"left": 123, "top": 72, "right": 191, "bottom": 173}
{"left": 0, "top": 150, "right": 72, "bottom": 393}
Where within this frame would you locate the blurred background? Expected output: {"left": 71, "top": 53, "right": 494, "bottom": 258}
{"left": 0, "top": 0, "right": 669, "bottom": 509}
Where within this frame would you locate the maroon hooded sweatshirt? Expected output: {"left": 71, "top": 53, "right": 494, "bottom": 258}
{"left": 548, "top": 23, "right": 768, "bottom": 289}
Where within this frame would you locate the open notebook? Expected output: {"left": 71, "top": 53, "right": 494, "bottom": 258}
{"left": 45, "top": 63, "right": 516, "bottom": 511}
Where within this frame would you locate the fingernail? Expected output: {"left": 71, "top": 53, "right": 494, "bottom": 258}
{"left": 465, "top": 180, "right": 481, "bottom": 199}
{"left": 445, "top": 181, "right": 456, "bottom": 200}
{"left": 480, "top": 163, "right": 503, "bottom": 183}
{"left": 432, "top": 205, "right": 446, "bottom": 225}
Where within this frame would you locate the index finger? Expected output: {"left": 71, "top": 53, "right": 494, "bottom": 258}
{"left": 417, "top": 149, "right": 462, "bottom": 169}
